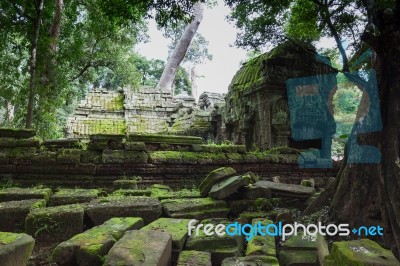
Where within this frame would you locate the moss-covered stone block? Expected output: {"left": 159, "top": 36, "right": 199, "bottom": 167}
{"left": 161, "top": 198, "right": 229, "bottom": 220}
{"left": 104, "top": 230, "right": 172, "bottom": 266}
{"left": 113, "top": 179, "right": 138, "bottom": 189}
{"left": 25, "top": 204, "right": 84, "bottom": 242}
{"left": 111, "top": 189, "right": 151, "bottom": 197}
{"left": 197, "top": 152, "right": 213, "bottom": 164}
{"left": 222, "top": 256, "right": 279, "bottom": 266}
{"left": 330, "top": 239, "right": 400, "bottom": 265}
{"left": 0, "top": 232, "right": 35, "bottom": 266}
{"left": 199, "top": 167, "right": 237, "bottom": 197}
{"left": 0, "top": 188, "right": 52, "bottom": 203}
{"left": 181, "top": 151, "right": 200, "bottom": 164}
{"left": 52, "top": 217, "right": 143, "bottom": 266}
{"left": 128, "top": 134, "right": 203, "bottom": 145}
{"left": 49, "top": 189, "right": 102, "bottom": 206}
{"left": 226, "top": 153, "right": 243, "bottom": 163}
{"left": 0, "top": 128, "right": 36, "bottom": 139}
{"left": 16, "top": 137, "right": 41, "bottom": 148}
{"left": 151, "top": 189, "right": 201, "bottom": 200}
{"left": 102, "top": 150, "right": 148, "bottom": 164}
{"left": 227, "top": 199, "right": 273, "bottom": 216}
{"left": 209, "top": 175, "right": 250, "bottom": 200}
{"left": 31, "top": 151, "right": 57, "bottom": 164}
{"left": 124, "top": 141, "right": 146, "bottom": 151}
{"left": 142, "top": 218, "right": 196, "bottom": 251}
{"left": 149, "top": 151, "right": 182, "bottom": 164}
{"left": 88, "top": 134, "right": 125, "bottom": 151}
{"left": 0, "top": 138, "right": 17, "bottom": 148}
{"left": 177, "top": 250, "right": 212, "bottom": 266}
{"left": 8, "top": 147, "right": 37, "bottom": 164}
{"left": 81, "top": 150, "right": 102, "bottom": 164}
{"left": 246, "top": 219, "right": 276, "bottom": 257}
{"left": 85, "top": 196, "right": 162, "bottom": 225}
{"left": 210, "top": 153, "right": 228, "bottom": 164}
{"left": 56, "top": 149, "right": 82, "bottom": 164}
{"left": 43, "top": 139, "right": 81, "bottom": 151}
{"left": 0, "top": 199, "right": 46, "bottom": 232}
{"left": 278, "top": 250, "right": 318, "bottom": 266}
{"left": 185, "top": 218, "right": 245, "bottom": 265}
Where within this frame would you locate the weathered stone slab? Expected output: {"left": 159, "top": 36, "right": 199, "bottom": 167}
{"left": 25, "top": 204, "right": 84, "bottom": 242}
{"left": 142, "top": 218, "right": 196, "bottom": 251}
{"left": 113, "top": 179, "right": 138, "bottom": 189}
{"left": 103, "top": 230, "right": 172, "bottom": 266}
{"left": 0, "top": 232, "right": 35, "bottom": 266}
{"left": 177, "top": 250, "right": 212, "bottom": 266}
{"left": 0, "top": 199, "right": 46, "bottom": 232}
{"left": 247, "top": 219, "right": 276, "bottom": 257}
{"left": 185, "top": 218, "right": 245, "bottom": 265}
{"left": 56, "top": 149, "right": 82, "bottom": 164}
{"left": 222, "top": 256, "right": 279, "bottom": 266}
{"left": 85, "top": 196, "right": 162, "bottom": 225}
{"left": 127, "top": 134, "right": 203, "bottom": 145}
{"left": 227, "top": 199, "right": 273, "bottom": 216}
{"left": 49, "top": 189, "right": 101, "bottom": 206}
{"left": 150, "top": 188, "right": 201, "bottom": 200}
{"left": 88, "top": 134, "right": 125, "bottom": 151}
{"left": 255, "top": 181, "right": 316, "bottom": 198}
{"left": 102, "top": 150, "right": 148, "bottom": 164}
{"left": 240, "top": 185, "right": 272, "bottom": 200}
{"left": 161, "top": 198, "right": 229, "bottom": 220}
{"left": 0, "top": 128, "right": 36, "bottom": 139}
{"left": 199, "top": 167, "right": 237, "bottom": 197}
{"left": 209, "top": 175, "right": 250, "bottom": 200}
{"left": 0, "top": 188, "right": 52, "bottom": 203}
{"left": 111, "top": 189, "right": 151, "bottom": 197}
{"left": 330, "top": 239, "right": 400, "bottom": 265}
{"left": 278, "top": 250, "right": 318, "bottom": 266}
{"left": 43, "top": 139, "right": 80, "bottom": 150}
{"left": 124, "top": 141, "right": 146, "bottom": 151}
{"left": 52, "top": 217, "right": 143, "bottom": 266}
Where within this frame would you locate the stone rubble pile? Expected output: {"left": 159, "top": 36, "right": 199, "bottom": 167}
{"left": 0, "top": 166, "right": 398, "bottom": 266}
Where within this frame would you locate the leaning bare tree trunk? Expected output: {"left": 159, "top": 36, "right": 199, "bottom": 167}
{"left": 25, "top": 0, "right": 44, "bottom": 129}
{"left": 156, "top": 2, "right": 204, "bottom": 91}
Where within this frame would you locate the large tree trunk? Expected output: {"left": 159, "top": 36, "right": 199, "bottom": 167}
{"left": 305, "top": 4, "right": 400, "bottom": 257}
{"left": 25, "top": 0, "right": 44, "bottom": 129}
{"left": 156, "top": 2, "right": 204, "bottom": 91}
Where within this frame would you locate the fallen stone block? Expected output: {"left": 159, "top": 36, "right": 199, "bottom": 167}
{"left": 161, "top": 198, "right": 229, "bottom": 220}
{"left": 278, "top": 250, "right": 318, "bottom": 265}
{"left": 222, "top": 256, "right": 279, "bottom": 266}
{"left": 0, "top": 199, "right": 46, "bottom": 232}
{"left": 177, "top": 250, "right": 212, "bottom": 266}
{"left": 199, "top": 167, "right": 237, "bottom": 197}
{"left": 104, "top": 230, "right": 172, "bottom": 266}
{"left": 49, "top": 189, "right": 102, "bottom": 206}
{"left": 151, "top": 188, "right": 201, "bottom": 200}
{"left": 246, "top": 219, "right": 276, "bottom": 257}
{"left": 227, "top": 199, "right": 273, "bottom": 216}
{"left": 25, "top": 204, "right": 84, "bottom": 242}
{"left": 0, "top": 188, "right": 52, "bottom": 203}
{"left": 0, "top": 232, "right": 35, "bottom": 266}
{"left": 85, "top": 196, "right": 162, "bottom": 225}
{"left": 330, "top": 239, "right": 400, "bottom": 265}
{"left": 142, "top": 218, "right": 196, "bottom": 252}
{"left": 185, "top": 218, "right": 245, "bottom": 265}
{"left": 209, "top": 175, "right": 250, "bottom": 200}
{"left": 255, "top": 181, "right": 316, "bottom": 198}
{"left": 0, "top": 128, "right": 36, "bottom": 139}
{"left": 52, "top": 217, "right": 143, "bottom": 266}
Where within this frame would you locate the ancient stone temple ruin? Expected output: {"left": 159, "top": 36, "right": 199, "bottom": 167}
{"left": 66, "top": 88, "right": 225, "bottom": 140}
{"left": 67, "top": 41, "right": 337, "bottom": 155}
{"left": 220, "top": 41, "right": 337, "bottom": 151}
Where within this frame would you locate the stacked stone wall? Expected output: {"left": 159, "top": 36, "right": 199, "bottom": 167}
{"left": 0, "top": 129, "right": 339, "bottom": 189}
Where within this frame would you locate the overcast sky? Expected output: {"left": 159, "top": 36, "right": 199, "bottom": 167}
{"left": 136, "top": 0, "right": 336, "bottom": 98}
